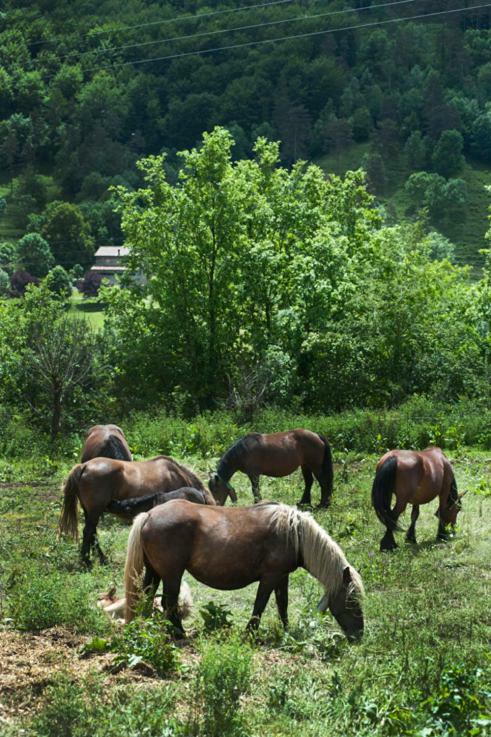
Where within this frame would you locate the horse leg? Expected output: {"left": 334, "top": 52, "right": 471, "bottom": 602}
{"left": 436, "top": 517, "right": 450, "bottom": 541}
{"left": 142, "top": 563, "right": 160, "bottom": 617}
{"left": 406, "top": 505, "right": 420, "bottom": 544}
{"left": 274, "top": 575, "right": 289, "bottom": 629}
{"left": 161, "top": 575, "right": 185, "bottom": 637}
{"left": 80, "top": 513, "right": 93, "bottom": 568}
{"left": 93, "top": 531, "right": 107, "bottom": 566}
{"left": 298, "top": 467, "right": 313, "bottom": 506}
{"left": 249, "top": 474, "right": 261, "bottom": 502}
{"left": 246, "top": 578, "right": 275, "bottom": 631}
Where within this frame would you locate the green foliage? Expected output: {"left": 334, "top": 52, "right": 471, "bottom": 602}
{"left": 0, "top": 240, "right": 17, "bottom": 274}
{"left": 109, "top": 613, "right": 181, "bottom": 677}
{"left": 45, "top": 265, "right": 72, "bottom": 300}
{"left": 189, "top": 635, "right": 253, "bottom": 737}
{"left": 0, "top": 267, "right": 9, "bottom": 295}
{"left": 7, "top": 564, "right": 108, "bottom": 634}
{"left": 40, "top": 201, "right": 93, "bottom": 269}
{"left": 17, "top": 232, "right": 54, "bottom": 277}
{"left": 200, "top": 601, "right": 233, "bottom": 633}
{"left": 432, "top": 130, "right": 465, "bottom": 178}
{"left": 32, "top": 674, "right": 178, "bottom": 737}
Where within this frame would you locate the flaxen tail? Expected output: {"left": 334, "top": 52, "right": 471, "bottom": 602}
{"left": 371, "top": 456, "right": 402, "bottom": 531}
{"left": 124, "top": 512, "right": 149, "bottom": 622}
{"left": 317, "top": 434, "right": 334, "bottom": 498}
{"left": 58, "top": 464, "right": 85, "bottom": 540}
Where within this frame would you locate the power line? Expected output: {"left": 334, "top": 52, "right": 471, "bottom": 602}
{"left": 83, "top": 3, "right": 491, "bottom": 73}
{"left": 82, "top": 0, "right": 423, "bottom": 60}
{"left": 28, "top": 0, "right": 298, "bottom": 47}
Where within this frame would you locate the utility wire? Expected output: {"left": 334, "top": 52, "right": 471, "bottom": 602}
{"left": 73, "top": 0, "right": 423, "bottom": 60}
{"left": 82, "top": 3, "right": 491, "bottom": 72}
{"left": 28, "top": 0, "right": 298, "bottom": 47}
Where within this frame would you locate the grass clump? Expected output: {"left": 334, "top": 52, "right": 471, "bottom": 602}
{"left": 7, "top": 565, "right": 108, "bottom": 634}
{"left": 31, "top": 673, "right": 179, "bottom": 737}
{"left": 187, "top": 634, "right": 253, "bottom": 737}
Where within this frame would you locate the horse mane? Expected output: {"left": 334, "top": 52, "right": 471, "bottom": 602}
{"left": 448, "top": 467, "right": 458, "bottom": 507}
{"left": 268, "top": 504, "right": 364, "bottom": 600}
{"left": 217, "top": 433, "right": 262, "bottom": 481}
{"left": 147, "top": 455, "right": 205, "bottom": 491}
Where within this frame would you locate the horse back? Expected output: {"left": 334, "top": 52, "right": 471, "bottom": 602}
{"left": 81, "top": 425, "right": 132, "bottom": 462}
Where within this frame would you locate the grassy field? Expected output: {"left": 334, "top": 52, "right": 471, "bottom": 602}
{"left": 67, "top": 291, "right": 105, "bottom": 331}
{"left": 0, "top": 444, "right": 489, "bottom": 736}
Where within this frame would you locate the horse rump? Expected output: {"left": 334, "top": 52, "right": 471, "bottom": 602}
{"left": 371, "top": 456, "right": 403, "bottom": 531}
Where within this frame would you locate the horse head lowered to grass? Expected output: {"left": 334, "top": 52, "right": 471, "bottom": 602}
{"left": 371, "top": 446, "right": 465, "bottom": 551}
{"left": 124, "top": 500, "right": 364, "bottom": 641}
{"left": 209, "top": 429, "right": 334, "bottom": 507}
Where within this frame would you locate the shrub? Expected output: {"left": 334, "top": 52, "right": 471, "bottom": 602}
{"left": 78, "top": 269, "right": 102, "bottom": 297}
{"left": 109, "top": 612, "right": 180, "bottom": 676}
{"left": 45, "top": 265, "right": 72, "bottom": 300}
{"left": 10, "top": 269, "right": 39, "bottom": 295}
{"left": 189, "top": 635, "right": 253, "bottom": 736}
{"left": 200, "top": 601, "right": 233, "bottom": 633}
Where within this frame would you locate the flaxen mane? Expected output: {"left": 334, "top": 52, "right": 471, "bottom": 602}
{"left": 267, "top": 503, "right": 364, "bottom": 600}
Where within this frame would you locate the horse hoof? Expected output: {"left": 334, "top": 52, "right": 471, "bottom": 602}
{"left": 405, "top": 536, "right": 417, "bottom": 545}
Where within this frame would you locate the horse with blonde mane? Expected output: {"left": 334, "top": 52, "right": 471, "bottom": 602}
{"left": 124, "top": 500, "right": 364, "bottom": 641}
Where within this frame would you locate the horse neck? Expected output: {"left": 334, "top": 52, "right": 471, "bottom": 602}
{"left": 217, "top": 452, "right": 237, "bottom": 482}
{"left": 296, "top": 513, "right": 349, "bottom": 599}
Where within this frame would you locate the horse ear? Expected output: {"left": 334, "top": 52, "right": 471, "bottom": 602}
{"left": 343, "top": 566, "right": 352, "bottom": 585}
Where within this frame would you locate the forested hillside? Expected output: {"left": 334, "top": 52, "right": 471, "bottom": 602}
{"left": 1, "top": 0, "right": 490, "bottom": 271}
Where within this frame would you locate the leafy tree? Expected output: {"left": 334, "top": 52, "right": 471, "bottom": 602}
{"left": 41, "top": 201, "right": 93, "bottom": 269}
{"left": 0, "top": 241, "right": 17, "bottom": 275}
{"left": 45, "top": 265, "right": 72, "bottom": 301}
{"left": 404, "top": 131, "right": 427, "bottom": 170}
{"left": 432, "top": 130, "right": 465, "bottom": 177}
{"left": 17, "top": 233, "right": 54, "bottom": 278}
{"left": 471, "top": 112, "right": 491, "bottom": 163}
{"left": 78, "top": 270, "right": 102, "bottom": 297}
{"left": 0, "top": 268, "right": 9, "bottom": 296}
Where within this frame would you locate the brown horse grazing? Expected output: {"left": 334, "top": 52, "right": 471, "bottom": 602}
{"left": 124, "top": 501, "right": 364, "bottom": 641}
{"left": 81, "top": 424, "right": 132, "bottom": 463}
{"left": 59, "top": 456, "right": 214, "bottom": 567}
{"left": 371, "top": 446, "right": 464, "bottom": 551}
{"left": 209, "top": 430, "right": 333, "bottom": 507}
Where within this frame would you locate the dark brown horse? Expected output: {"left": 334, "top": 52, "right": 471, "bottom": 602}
{"left": 81, "top": 424, "right": 132, "bottom": 463}
{"left": 124, "top": 501, "right": 364, "bottom": 641}
{"left": 209, "top": 430, "right": 333, "bottom": 507}
{"left": 107, "top": 487, "right": 210, "bottom": 516}
{"left": 59, "top": 456, "right": 214, "bottom": 567}
{"left": 371, "top": 446, "right": 464, "bottom": 551}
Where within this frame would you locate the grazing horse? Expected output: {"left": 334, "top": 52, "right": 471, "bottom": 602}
{"left": 81, "top": 424, "right": 132, "bottom": 463}
{"left": 371, "top": 446, "right": 464, "bottom": 551}
{"left": 58, "top": 456, "right": 214, "bottom": 567}
{"left": 124, "top": 501, "right": 364, "bottom": 641}
{"left": 209, "top": 430, "right": 333, "bottom": 507}
{"left": 107, "top": 487, "right": 211, "bottom": 516}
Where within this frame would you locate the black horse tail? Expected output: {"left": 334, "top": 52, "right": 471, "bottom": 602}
{"left": 371, "top": 456, "right": 402, "bottom": 531}
{"left": 317, "top": 434, "right": 334, "bottom": 498}
{"left": 58, "top": 463, "right": 85, "bottom": 540}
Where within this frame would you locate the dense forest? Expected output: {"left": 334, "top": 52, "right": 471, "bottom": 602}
{"left": 1, "top": 0, "right": 491, "bottom": 273}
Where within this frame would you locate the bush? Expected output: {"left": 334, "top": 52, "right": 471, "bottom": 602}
{"left": 45, "top": 265, "right": 72, "bottom": 300}
{"left": 109, "top": 612, "right": 180, "bottom": 676}
{"left": 10, "top": 269, "right": 39, "bottom": 295}
{"left": 78, "top": 270, "right": 102, "bottom": 297}
{"left": 200, "top": 601, "right": 233, "bottom": 633}
{"left": 189, "top": 635, "right": 253, "bottom": 737}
